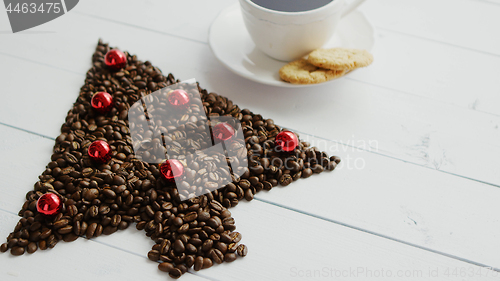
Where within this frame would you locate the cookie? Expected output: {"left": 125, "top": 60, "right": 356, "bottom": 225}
{"left": 279, "top": 58, "right": 347, "bottom": 84}
{"left": 307, "top": 48, "right": 373, "bottom": 71}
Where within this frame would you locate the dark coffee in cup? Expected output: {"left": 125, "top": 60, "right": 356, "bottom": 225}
{"left": 250, "top": 0, "right": 333, "bottom": 12}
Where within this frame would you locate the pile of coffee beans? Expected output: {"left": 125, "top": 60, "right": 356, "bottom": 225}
{"left": 0, "top": 40, "right": 339, "bottom": 279}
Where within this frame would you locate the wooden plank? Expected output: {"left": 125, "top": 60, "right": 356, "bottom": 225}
{"left": 1, "top": 125, "right": 500, "bottom": 271}
{"left": 359, "top": 0, "right": 500, "bottom": 56}
{"left": 2, "top": 202, "right": 500, "bottom": 281}
{"left": 255, "top": 133, "right": 500, "bottom": 269}
{"left": 3, "top": 1, "right": 500, "bottom": 117}
{"left": 0, "top": 211, "right": 212, "bottom": 281}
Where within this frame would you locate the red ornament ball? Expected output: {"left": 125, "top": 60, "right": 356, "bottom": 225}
{"left": 88, "top": 140, "right": 112, "bottom": 163}
{"left": 104, "top": 49, "right": 127, "bottom": 70}
{"left": 275, "top": 131, "right": 299, "bottom": 152}
{"left": 168, "top": 89, "right": 190, "bottom": 109}
{"left": 213, "top": 122, "right": 234, "bottom": 141}
{"left": 160, "top": 159, "right": 185, "bottom": 182}
{"left": 36, "top": 193, "right": 62, "bottom": 216}
{"left": 91, "top": 92, "right": 114, "bottom": 114}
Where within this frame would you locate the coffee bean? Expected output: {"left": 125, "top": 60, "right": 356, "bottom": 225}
{"left": 203, "top": 257, "right": 213, "bottom": 269}
{"left": 63, "top": 233, "right": 78, "bottom": 242}
{"left": 244, "top": 189, "right": 254, "bottom": 201}
{"left": 237, "top": 244, "right": 248, "bottom": 257}
{"left": 38, "top": 240, "right": 47, "bottom": 251}
{"left": 220, "top": 233, "right": 232, "bottom": 244}
{"left": 86, "top": 222, "right": 97, "bottom": 238}
{"left": 11, "top": 246, "right": 25, "bottom": 256}
{"left": 312, "top": 164, "right": 324, "bottom": 173}
{"left": 158, "top": 262, "right": 174, "bottom": 273}
{"left": 84, "top": 188, "right": 99, "bottom": 201}
{"left": 183, "top": 212, "right": 197, "bottom": 222}
{"left": 230, "top": 232, "right": 242, "bottom": 243}
{"left": 148, "top": 250, "right": 160, "bottom": 261}
{"left": 224, "top": 252, "right": 237, "bottom": 262}
{"left": 214, "top": 242, "right": 227, "bottom": 254}
{"left": 330, "top": 155, "right": 341, "bottom": 164}
{"left": 279, "top": 174, "right": 293, "bottom": 186}
{"left": 198, "top": 211, "right": 210, "bottom": 222}
{"left": 169, "top": 268, "right": 182, "bottom": 279}
{"left": 18, "top": 238, "right": 29, "bottom": 247}
{"left": 302, "top": 168, "right": 313, "bottom": 178}
{"left": 173, "top": 239, "right": 185, "bottom": 253}
{"left": 202, "top": 239, "right": 213, "bottom": 252}
{"left": 58, "top": 225, "right": 73, "bottom": 235}
{"left": 327, "top": 161, "right": 337, "bottom": 171}
{"left": 103, "top": 188, "right": 116, "bottom": 199}
{"left": 0, "top": 243, "right": 8, "bottom": 253}
{"left": 194, "top": 256, "right": 204, "bottom": 271}
{"left": 185, "top": 255, "right": 195, "bottom": 267}
{"left": 40, "top": 229, "right": 51, "bottom": 240}
{"left": 239, "top": 179, "right": 251, "bottom": 189}
{"left": 27, "top": 242, "right": 37, "bottom": 254}
{"left": 209, "top": 248, "right": 224, "bottom": 264}
{"left": 54, "top": 219, "right": 69, "bottom": 229}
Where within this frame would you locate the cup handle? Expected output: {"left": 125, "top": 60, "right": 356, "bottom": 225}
{"left": 341, "top": 0, "right": 367, "bottom": 18}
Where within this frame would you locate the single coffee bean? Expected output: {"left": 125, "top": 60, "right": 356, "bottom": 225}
{"left": 237, "top": 244, "right": 248, "bottom": 257}
{"left": 183, "top": 212, "right": 197, "bottom": 222}
{"left": 17, "top": 238, "right": 29, "bottom": 247}
{"left": 86, "top": 222, "right": 97, "bottom": 238}
{"left": 27, "top": 242, "right": 37, "bottom": 254}
{"left": 148, "top": 250, "right": 160, "bottom": 261}
{"left": 173, "top": 239, "right": 185, "bottom": 253}
{"left": 203, "top": 257, "right": 213, "bottom": 269}
{"left": 301, "top": 168, "right": 313, "bottom": 178}
{"left": 158, "top": 262, "right": 174, "bottom": 273}
{"left": 1, "top": 243, "right": 9, "bottom": 252}
{"left": 169, "top": 268, "right": 182, "bottom": 279}
{"left": 198, "top": 211, "right": 210, "bottom": 222}
{"left": 84, "top": 188, "right": 99, "bottom": 201}
{"left": 311, "top": 164, "right": 324, "bottom": 173}
{"left": 220, "top": 233, "right": 232, "bottom": 244}
{"left": 177, "top": 264, "right": 188, "bottom": 274}
{"left": 210, "top": 248, "right": 224, "bottom": 264}
{"left": 11, "top": 246, "right": 25, "bottom": 256}
{"left": 202, "top": 239, "right": 213, "bottom": 252}
{"left": 279, "top": 174, "right": 293, "bottom": 186}
{"left": 63, "top": 233, "right": 78, "bottom": 242}
{"left": 53, "top": 219, "right": 69, "bottom": 229}
{"left": 224, "top": 252, "right": 237, "bottom": 262}
{"left": 194, "top": 256, "right": 204, "bottom": 271}
{"left": 230, "top": 232, "right": 242, "bottom": 243}
{"left": 330, "top": 155, "right": 341, "bottom": 164}
{"left": 327, "top": 161, "right": 337, "bottom": 171}
{"left": 58, "top": 225, "right": 73, "bottom": 235}
{"left": 102, "top": 188, "right": 116, "bottom": 199}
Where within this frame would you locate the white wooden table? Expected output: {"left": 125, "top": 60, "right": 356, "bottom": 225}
{"left": 1, "top": 0, "right": 500, "bottom": 280}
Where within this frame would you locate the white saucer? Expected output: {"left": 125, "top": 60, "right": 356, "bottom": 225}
{"left": 208, "top": 4, "right": 375, "bottom": 88}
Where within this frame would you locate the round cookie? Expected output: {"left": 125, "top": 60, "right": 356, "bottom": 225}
{"left": 307, "top": 48, "right": 373, "bottom": 71}
{"left": 279, "top": 59, "right": 347, "bottom": 84}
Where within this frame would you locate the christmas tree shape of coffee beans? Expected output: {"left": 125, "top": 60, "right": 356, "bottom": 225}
{"left": 0, "top": 40, "right": 340, "bottom": 279}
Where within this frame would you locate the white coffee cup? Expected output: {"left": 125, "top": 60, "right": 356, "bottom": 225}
{"left": 239, "top": 0, "right": 367, "bottom": 61}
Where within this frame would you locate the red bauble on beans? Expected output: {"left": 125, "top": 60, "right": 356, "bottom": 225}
{"left": 275, "top": 130, "right": 299, "bottom": 152}
{"left": 104, "top": 49, "right": 127, "bottom": 70}
{"left": 36, "top": 193, "right": 62, "bottom": 216}
{"left": 88, "top": 140, "right": 112, "bottom": 163}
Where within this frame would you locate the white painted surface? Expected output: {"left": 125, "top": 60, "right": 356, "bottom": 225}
{"left": 1, "top": 0, "right": 500, "bottom": 280}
